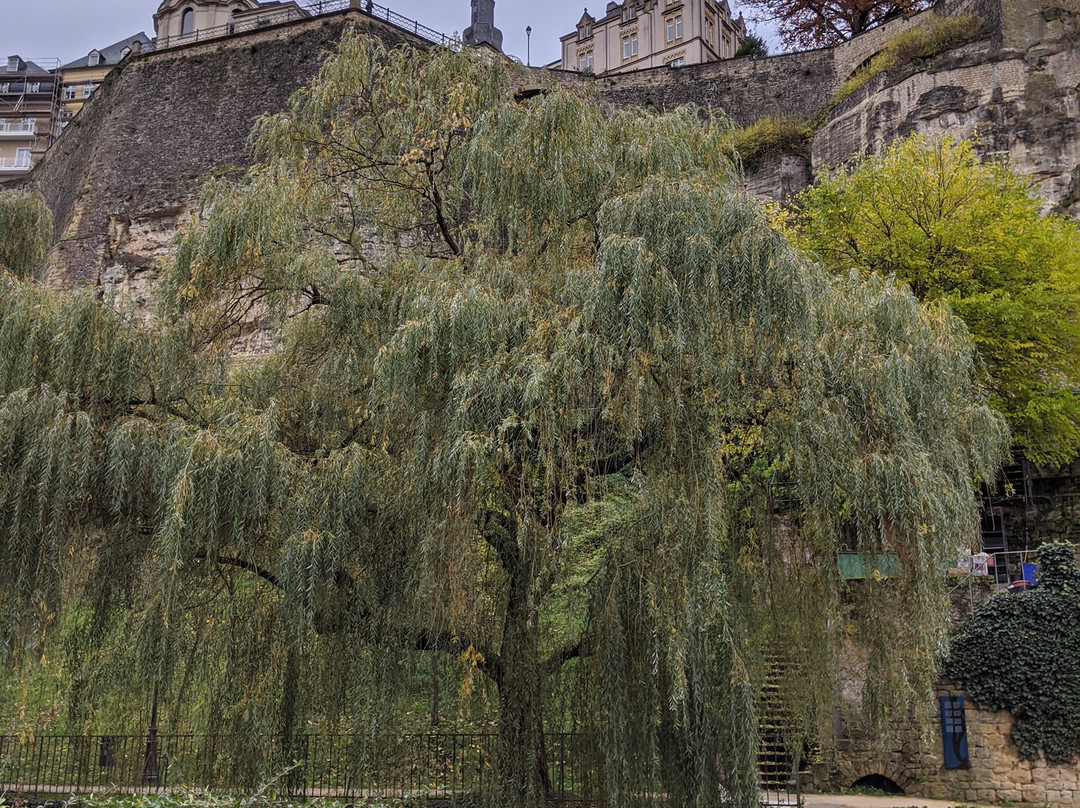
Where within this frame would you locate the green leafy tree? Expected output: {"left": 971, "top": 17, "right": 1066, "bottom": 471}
{"left": 0, "top": 38, "right": 1005, "bottom": 806}
{"left": 794, "top": 134, "right": 1080, "bottom": 466}
{"left": 947, "top": 541, "right": 1080, "bottom": 764}
{"left": 734, "top": 33, "right": 769, "bottom": 59}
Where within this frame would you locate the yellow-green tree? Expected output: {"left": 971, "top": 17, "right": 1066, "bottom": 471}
{"left": 795, "top": 135, "right": 1080, "bottom": 466}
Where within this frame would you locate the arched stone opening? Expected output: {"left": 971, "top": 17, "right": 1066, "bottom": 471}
{"left": 852, "top": 773, "right": 904, "bottom": 794}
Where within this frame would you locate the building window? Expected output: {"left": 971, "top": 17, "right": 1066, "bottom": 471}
{"left": 120, "top": 47, "right": 131, "bottom": 59}
{"left": 88, "top": 51, "right": 101, "bottom": 67}
{"left": 0, "top": 83, "right": 9, "bottom": 93}
{"left": 579, "top": 52, "right": 587, "bottom": 71}
{"left": 14, "top": 148, "right": 31, "bottom": 168}
{"left": 587, "top": 50, "right": 593, "bottom": 70}
{"left": 706, "top": 17, "right": 714, "bottom": 41}
{"left": 27, "top": 82, "right": 40, "bottom": 93}
{"left": 622, "top": 33, "right": 638, "bottom": 59}
{"left": 621, "top": 6, "right": 635, "bottom": 22}
{"left": 676, "top": 16, "right": 683, "bottom": 39}
{"left": 667, "top": 18, "right": 675, "bottom": 41}
{"left": 181, "top": 8, "right": 195, "bottom": 35}
{"left": 6, "top": 57, "right": 18, "bottom": 72}
{"left": 63, "top": 85, "right": 76, "bottom": 100}
{"left": 82, "top": 83, "right": 94, "bottom": 98}
{"left": 577, "top": 22, "right": 592, "bottom": 40}
{"left": 668, "top": 57, "right": 685, "bottom": 67}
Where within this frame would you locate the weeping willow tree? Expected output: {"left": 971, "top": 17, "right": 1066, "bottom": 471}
{"left": 0, "top": 34, "right": 1006, "bottom": 807}
{"left": 0, "top": 190, "right": 51, "bottom": 279}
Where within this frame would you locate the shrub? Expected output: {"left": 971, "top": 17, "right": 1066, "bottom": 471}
{"left": 731, "top": 115, "right": 813, "bottom": 171}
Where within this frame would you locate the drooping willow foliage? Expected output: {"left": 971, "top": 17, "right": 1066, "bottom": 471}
{"left": 0, "top": 190, "right": 51, "bottom": 279}
{"left": 0, "top": 35, "right": 1006, "bottom": 807}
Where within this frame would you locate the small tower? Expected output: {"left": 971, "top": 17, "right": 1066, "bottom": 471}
{"left": 463, "top": 0, "right": 503, "bottom": 52}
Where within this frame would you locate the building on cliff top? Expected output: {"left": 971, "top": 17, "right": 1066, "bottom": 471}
{"left": 154, "top": 0, "right": 310, "bottom": 49}
{"left": 0, "top": 56, "right": 60, "bottom": 183}
{"left": 59, "top": 33, "right": 153, "bottom": 126}
{"left": 560, "top": 0, "right": 746, "bottom": 74}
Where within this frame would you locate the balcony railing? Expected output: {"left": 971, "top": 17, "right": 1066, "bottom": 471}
{"left": 0, "top": 121, "right": 36, "bottom": 136}
{"left": 154, "top": 0, "right": 453, "bottom": 52}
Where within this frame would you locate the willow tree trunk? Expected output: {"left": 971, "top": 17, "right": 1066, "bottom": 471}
{"left": 496, "top": 568, "right": 552, "bottom": 807}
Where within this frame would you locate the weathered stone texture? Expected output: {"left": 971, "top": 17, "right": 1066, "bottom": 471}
{"left": 741, "top": 155, "right": 814, "bottom": 202}
{"left": 593, "top": 49, "right": 838, "bottom": 125}
{"left": 813, "top": 22, "right": 1080, "bottom": 215}
{"left": 29, "top": 10, "right": 420, "bottom": 293}
{"left": 814, "top": 683, "right": 1080, "bottom": 805}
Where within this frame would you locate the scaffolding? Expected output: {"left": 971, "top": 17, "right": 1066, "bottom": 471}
{"left": 0, "top": 56, "right": 61, "bottom": 176}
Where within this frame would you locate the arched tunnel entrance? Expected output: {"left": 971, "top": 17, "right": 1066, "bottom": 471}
{"left": 852, "top": 773, "right": 905, "bottom": 794}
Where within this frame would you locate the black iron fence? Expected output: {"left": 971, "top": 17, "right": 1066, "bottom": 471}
{"left": 0, "top": 732, "right": 594, "bottom": 803}
{"left": 153, "top": 0, "right": 454, "bottom": 52}
{"left": 0, "top": 732, "right": 800, "bottom": 805}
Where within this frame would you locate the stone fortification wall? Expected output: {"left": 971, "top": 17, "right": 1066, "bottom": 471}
{"left": 590, "top": 49, "right": 837, "bottom": 126}
{"left": 585, "top": 2, "right": 948, "bottom": 126}
{"left": 28, "top": 9, "right": 420, "bottom": 293}
{"left": 29, "top": 0, "right": 1080, "bottom": 292}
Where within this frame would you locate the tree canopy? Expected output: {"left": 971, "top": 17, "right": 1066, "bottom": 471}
{"left": 794, "top": 135, "right": 1080, "bottom": 467}
{"left": 0, "top": 36, "right": 1006, "bottom": 806}
{"left": 739, "top": 0, "right": 929, "bottom": 50}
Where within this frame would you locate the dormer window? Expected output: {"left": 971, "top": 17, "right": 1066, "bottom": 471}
{"left": 88, "top": 51, "right": 101, "bottom": 67}
{"left": 6, "top": 57, "right": 19, "bottom": 72}
{"left": 120, "top": 47, "right": 131, "bottom": 59}
{"left": 577, "top": 23, "right": 592, "bottom": 40}
{"left": 621, "top": 6, "right": 635, "bottom": 21}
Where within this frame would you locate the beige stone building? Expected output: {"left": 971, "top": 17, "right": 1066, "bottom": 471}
{"left": 0, "top": 57, "right": 60, "bottom": 183}
{"left": 154, "top": 0, "right": 309, "bottom": 48}
{"left": 59, "top": 33, "right": 152, "bottom": 126}
{"left": 560, "top": 0, "right": 745, "bottom": 75}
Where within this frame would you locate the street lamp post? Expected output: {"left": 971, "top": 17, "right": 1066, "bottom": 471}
{"left": 526, "top": 26, "right": 532, "bottom": 66}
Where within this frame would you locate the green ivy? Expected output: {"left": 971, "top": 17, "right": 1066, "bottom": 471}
{"left": 946, "top": 541, "right": 1080, "bottom": 764}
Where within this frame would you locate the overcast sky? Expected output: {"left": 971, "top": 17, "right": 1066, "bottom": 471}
{"left": 0, "top": 0, "right": 775, "bottom": 69}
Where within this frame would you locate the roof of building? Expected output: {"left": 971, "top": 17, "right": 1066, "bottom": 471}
{"left": 4, "top": 57, "right": 55, "bottom": 77}
{"left": 60, "top": 33, "right": 152, "bottom": 70}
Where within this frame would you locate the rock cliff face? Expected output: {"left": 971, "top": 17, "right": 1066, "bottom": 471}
{"left": 25, "top": 9, "right": 418, "bottom": 295}
{"left": 813, "top": 0, "right": 1080, "bottom": 216}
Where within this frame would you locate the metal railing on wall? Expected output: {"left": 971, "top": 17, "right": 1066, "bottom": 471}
{"left": 153, "top": 0, "right": 454, "bottom": 52}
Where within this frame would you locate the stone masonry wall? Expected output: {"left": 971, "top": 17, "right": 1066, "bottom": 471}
{"left": 815, "top": 683, "right": 1080, "bottom": 805}
{"left": 28, "top": 9, "right": 422, "bottom": 294}
{"left": 590, "top": 48, "right": 838, "bottom": 125}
